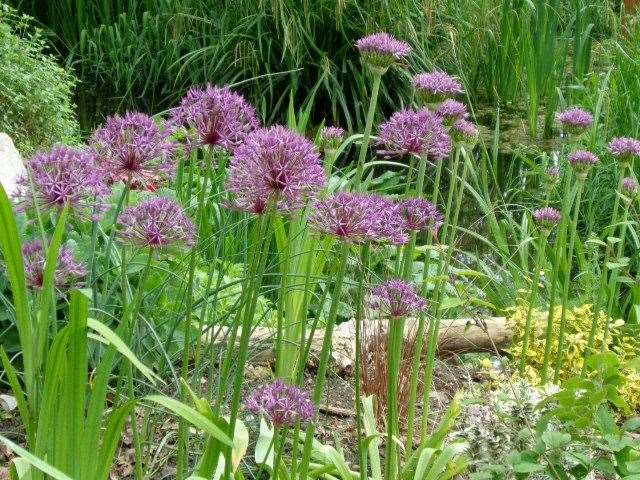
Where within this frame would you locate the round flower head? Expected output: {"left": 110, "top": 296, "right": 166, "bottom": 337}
{"left": 556, "top": 108, "right": 593, "bottom": 135}
{"left": 118, "top": 197, "right": 196, "bottom": 249}
{"left": 367, "top": 279, "right": 427, "bottom": 319}
{"left": 436, "top": 99, "right": 468, "bottom": 126}
{"left": 397, "top": 198, "right": 443, "bottom": 235}
{"left": 22, "top": 240, "right": 87, "bottom": 290}
{"left": 245, "top": 380, "right": 316, "bottom": 427}
{"left": 568, "top": 150, "right": 599, "bottom": 179}
{"left": 609, "top": 137, "right": 640, "bottom": 167}
{"left": 91, "top": 112, "right": 175, "bottom": 188}
{"left": 622, "top": 177, "right": 638, "bottom": 201}
{"left": 310, "top": 192, "right": 408, "bottom": 245}
{"left": 168, "top": 85, "right": 259, "bottom": 153}
{"left": 226, "top": 126, "right": 326, "bottom": 214}
{"left": 319, "top": 126, "right": 345, "bottom": 153}
{"left": 533, "top": 207, "right": 561, "bottom": 235}
{"left": 450, "top": 119, "right": 479, "bottom": 145}
{"left": 13, "top": 145, "right": 110, "bottom": 221}
{"left": 355, "top": 32, "right": 412, "bottom": 73}
{"left": 378, "top": 108, "right": 452, "bottom": 160}
{"left": 412, "top": 72, "right": 464, "bottom": 105}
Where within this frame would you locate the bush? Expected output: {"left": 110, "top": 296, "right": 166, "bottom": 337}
{"left": 0, "top": 5, "right": 80, "bottom": 156}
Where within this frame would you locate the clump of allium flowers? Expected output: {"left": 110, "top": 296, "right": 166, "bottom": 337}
{"left": 609, "top": 137, "right": 640, "bottom": 167}
{"left": 622, "top": 177, "right": 639, "bottom": 201}
{"left": 168, "top": 85, "right": 259, "bottom": 153}
{"left": 450, "top": 119, "right": 478, "bottom": 145}
{"left": 556, "top": 107, "right": 593, "bottom": 135}
{"left": 91, "top": 112, "right": 174, "bottom": 188}
{"left": 355, "top": 32, "right": 412, "bottom": 73}
{"left": 367, "top": 279, "right": 427, "bottom": 319}
{"left": 436, "top": 99, "right": 468, "bottom": 126}
{"left": 412, "top": 72, "right": 464, "bottom": 105}
{"left": 397, "top": 198, "right": 443, "bottom": 235}
{"left": 226, "top": 126, "right": 326, "bottom": 214}
{"left": 310, "top": 192, "right": 407, "bottom": 245}
{"left": 13, "top": 145, "right": 110, "bottom": 220}
{"left": 22, "top": 240, "right": 87, "bottom": 290}
{"left": 533, "top": 207, "right": 561, "bottom": 235}
{"left": 377, "top": 108, "right": 451, "bottom": 160}
{"left": 568, "top": 150, "right": 599, "bottom": 179}
{"left": 319, "top": 126, "right": 345, "bottom": 153}
{"left": 245, "top": 380, "right": 316, "bottom": 428}
{"left": 118, "top": 197, "right": 196, "bottom": 249}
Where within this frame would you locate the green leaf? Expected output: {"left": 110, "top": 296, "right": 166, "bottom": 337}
{"left": 0, "top": 347, "right": 33, "bottom": 446}
{"left": 0, "top": 435, "right": 73, "bottom": 480}
{"left": 622, "top": 417, "right": 640, "bottom": 432}
{"left": 513, "top": 462, "right": 544, "bottom": 473}
{"left": 92, "top": 401, "right": 137, "bottom": 480}
{"left": 145, "top": 395, "right": 232, "bottom": 446}
{"left": 541, "top": 431, "right": 571, "bottom": 449}
{"left": 254, "top": 418, "right": 274, "bottom": 468}
{"left": 87, "top": 318, "right": 162, "bottom": 386}
{"left": 439, "top": 297, "right": 465, "bottom": 311}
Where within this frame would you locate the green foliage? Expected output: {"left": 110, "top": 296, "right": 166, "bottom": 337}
{"left": 0, "top": 5, "right": 79, "bottom": 155}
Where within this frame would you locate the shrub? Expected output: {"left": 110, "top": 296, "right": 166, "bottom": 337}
{"left": 0, "top": 5, "right": 80, "bottom": 156}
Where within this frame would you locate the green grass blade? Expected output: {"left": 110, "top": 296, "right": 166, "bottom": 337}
{"left": 0, "top": 435, "right": 73, "bottom": 480}
{"left": 0, "top": 347, "right": 33, "bottom": 446}
{"left": 92, "top": 401, "right": 137, "bottom": 480}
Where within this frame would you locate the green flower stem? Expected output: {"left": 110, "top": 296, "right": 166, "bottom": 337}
{"left": 297, "top": 243, "right": 350, "bottom": 480}
{"left": 405, "top": 159, "right": 443, "bottom": 451}
{"left": 384, "top": 315, "right": 404, "bottom": 480}
{"left": 553, "top": 177, "right": 585, "bottom": 382}
{"left": 420, "top": 146, "right": 466, "bottom": 442}
{"left": 395, "top": 156, "right": 417, "bottom": 275}
{"left": 540, "top": 171, "right": 576, "bottom": 383}
{"left": 354, "top": 72, "right": 382, "bottom": 191}
{"left": 400, "top": 155, "right": 428, "bottom": 278}
{"left": 518, "top": 232, "right": 549, "bottom": 374}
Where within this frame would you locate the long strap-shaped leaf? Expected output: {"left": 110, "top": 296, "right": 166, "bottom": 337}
{"left": 0, "top": 184, "right": 34, "bottom": 409}
{"left": 0, "top": 435, "right": 73, "bottom": 480}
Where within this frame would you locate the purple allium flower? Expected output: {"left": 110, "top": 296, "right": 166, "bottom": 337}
{"left": 118, "top": 197, "right": 196, "bottom": 248}
{"left": 436, "top": 99, "right": 468, "bottom": 126}
{"left": 320, "top": 126, "right": 345, "bottom": 152}
{"left": 226, "top": 126, "right": 326, "bottom": 214}
{"left": 568, "top": 150, "right": 599, "bottom": 178}
{"left": 609, "top": 137, "right": 640, "bottom": 166}
{"left": 412, "top": 72, "right": 464, "bottom": 104}
{"left": 367, "top": 279, "right": 427, "bottom": 319}
{"left": 622, "top": 177, "right": 638, "bottom": 198}
{"left": 168, "top": 85, "right": 259, "bottom": 153}
{"left": 22, "top": 240, "right": 87, "bottom": 290}
{"left": 13, "top": 145, "right": 110, "bottom": 220}
{"left": 245, "top": 380, "right": 316, "bottom": 427}
{"left": 91, "top": 112, "right": 175, "bottom": 188}
{"left": 378, "top": 108, "right": 452, "bottom": 160}
{"left": 556, "top": 108, "right": 593, "bottom": 134}
{"left": 533, "top": 207, "right": 561, "bottom": 233}
{"left": 397, "top": 198, "right": 444, "bottom": 235}
{"left": 450, "top": 119, "right": 479, "bottom": 144}
{"left": 310, "top": 192, "right": 408, "bottom": 245}
{"left": 355, "top": 32, "right": 412, "bottom": 72}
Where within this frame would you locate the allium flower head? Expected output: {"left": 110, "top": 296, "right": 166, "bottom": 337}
{"left": 118, "top": 197, "right": 196, "bottom": 248}
{"left": 226, "top": 126, "right": 326, "bottom": 214}
{"left": 310, "top": 192, "right": 408, "bottom": 245}
{"left": 622, "top": 177, "right": 638, "bottom": 200}
{"left": 412, "top": 72, "right": 464, "bottom": 104}
{"left": 436, "top": 99, "right": 468, "bottom": 126}
{"left": 397, "top": 198, "right": 443, "bottom": 235}
{"left": 450, "top": 119, "right": 479, "bottom": 145}
{"left": 367, "top": 279, "right": 427, "bottom": 319}
{"left": 355, "top": 32, "right": 412, "bottom": 72}
{"left": 245, "top": 380, "right": 316, "bottom": 427}
{"left": 22, "top": 240, "right": 86, "bottom": 290}
{"left": 556, "top": 108, "right": 593, "bottom": 135}
{"left": 320, "top": 126, "right": 345, "bottom": 153}
{"left": 91, "top": 112, "right": 174, "bottom": 187}
{"left": 568, "top": 150, "right": 599, "bottom": 179}
{"left": 609, "top": 137, "right": 640, "bottom": 166}
{"left": 168, "top": 85, "right": 259, "bottom": 153}
{"left": 14, "top": 145, "right": 110, "bottom": 220}
{"left": 378, "top": 108, "right": 451, "bottom": 160}
{"left": 533, "top": 207, "right": 561, "bottom": 234}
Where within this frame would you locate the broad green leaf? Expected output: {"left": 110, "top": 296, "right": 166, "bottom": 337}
{"left": 0, "top": 435, "right": 73, "bottom": 480}
{"left": 414, "top": 447, "right": 437, "bottom": 479}
{"left": 541, "top": 431, "right": 571, "bottom": 449}
{"left": 145, "top": 395, "right": 232, "bottom": 446}
{"left": 513, "top": 462, "right": 544, "bottom": 473}
{"left": 439, "top": 297, "right": 465, "bottom": 311}
{"left": 255, "top": 418, "right": 274, "bottom": 468}
{"left": 87, "top": 318, "right": 162, "bottom": 386}
{"left": 362, "top": 396, "right": 383, "bottom": 480}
